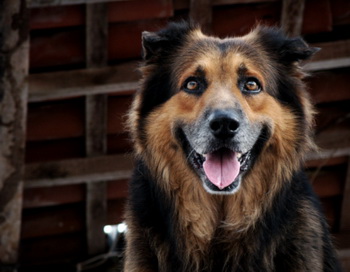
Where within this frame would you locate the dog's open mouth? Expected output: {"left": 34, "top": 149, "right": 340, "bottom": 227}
{"left": 190, "top": 148, "right": 251, "bottom": 193}
{"left": 177, "top": 129, "right": 254, "bottom": 194}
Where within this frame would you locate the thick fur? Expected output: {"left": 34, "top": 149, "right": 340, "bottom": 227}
{"left": 124, "top": 22, "right": 341, "bottom": 272}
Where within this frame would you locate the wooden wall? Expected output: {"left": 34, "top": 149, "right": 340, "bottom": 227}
{"left": 3, "top": 0, "right": 349, "bottom": 271}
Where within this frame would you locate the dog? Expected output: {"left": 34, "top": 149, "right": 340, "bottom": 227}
{"left": 123, "top": 21, "right": 341, "bottom": 271}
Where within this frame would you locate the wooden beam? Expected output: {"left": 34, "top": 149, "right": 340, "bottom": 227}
{"left": 306, "top": 147, "right": 350, "bottom": 162}
{"left": 305, "top": 57, "right": 350, "bottom": 72}
{"left": 85, "top": 2, "right": 109, "bottom": 256}
{"left": 27, "top": 0, "right": 130, "bottom": 8}
{"left": 24, "top": 154, "right": 133, "bottom": 188}
{"left": 340, "top": 157, "right": 350, "bottom": 231}
{"left": 175, "top": 0, "right": 277, "bottom": 10}
{"left": 0, "top": 0, "right": 29, "bottom": 269}
{"left": 189, "top": 0, "right": 213, "bottom": 34}
{"left": 312, "top": 40, "right": 350, "bottom": 62}
{"left": 280, "top": 0, "right": 305, "bottom": 36}
{"left": 28, "top": 62, "right": 139, "bottom": 102}
{"left": 305, "top": 39, "right": 350, "bottom": 71}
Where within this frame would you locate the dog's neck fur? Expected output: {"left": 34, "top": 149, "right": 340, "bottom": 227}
{"left": 139, "top": 132, "right": 301, "bottom": 270}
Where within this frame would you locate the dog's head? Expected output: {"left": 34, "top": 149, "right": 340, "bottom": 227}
{"left": 129, "top": 22, "right": 317, "bottom": 195}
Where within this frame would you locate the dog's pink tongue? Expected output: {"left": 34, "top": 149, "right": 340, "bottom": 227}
{"left": 203, "top": 149, "right": 240, "bottom": 189}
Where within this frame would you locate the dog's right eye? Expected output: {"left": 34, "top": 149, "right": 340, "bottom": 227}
{"left": 186, "top": 81, "right": 198, "bottom": 90}
{"left": 182, "top": 77, "right": 206, "bottom": 94}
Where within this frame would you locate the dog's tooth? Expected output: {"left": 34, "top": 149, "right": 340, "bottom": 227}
{"left": 237, "top": 153, "right": 242, "bottom": 159}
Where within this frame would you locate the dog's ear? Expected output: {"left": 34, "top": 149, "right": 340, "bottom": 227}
{"left": 279, "top": 37, "right": 320, "bottom": 63}
{"left": 141, "top": 31, "right": 168, "bottom": 61}
{"left": 141, "top": 21, "right": 194, "bottom": 61}
{"left": 252, "top": 26, "right": 319, "bottom": 64}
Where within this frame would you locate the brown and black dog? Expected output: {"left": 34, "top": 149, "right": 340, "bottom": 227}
{"left": 124, "top": 22, "right": 341, "bottom": 271}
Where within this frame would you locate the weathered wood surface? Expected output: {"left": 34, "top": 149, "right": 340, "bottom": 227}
{"left": 0, "top": 0, "right": 29, "bottom": 268}
{"left": 85, "top": 2, "right": 109, "bottom": 256}
{"left": 280, "top": 0, "right": 305, "bottom": 36}
{"left": 28, "top": 0, "right": 129, "bottom": 8}
{"left": 28, "top": 62, "right": 139, "bottom": 102}
{"left": 189, "top": 0, "right": 212, "bottom": 34}
{"left": 23, "top": 179, "right": 128, "bottom": 208}
{"left": 175, "top": 0, "right": 277, "bottom": 9}
{"left": 340, "top": 158, "right": 350, "bottom": 231}
{"left": 24, "top": 154, "right": 133, "bottom": 188}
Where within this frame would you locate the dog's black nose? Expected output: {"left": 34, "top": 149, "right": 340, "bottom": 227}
{"left": 209, "top": 110, "right": 240, "bottom": 140}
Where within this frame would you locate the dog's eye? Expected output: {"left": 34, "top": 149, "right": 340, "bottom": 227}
{"left": 182, "top": 77, "right": 206, "bottom": 94}
{"left": 241, "top": 78, "right": 262, "bottom": 94}
{"left": 186, "top": 81, "right": 199, "bottom": 91}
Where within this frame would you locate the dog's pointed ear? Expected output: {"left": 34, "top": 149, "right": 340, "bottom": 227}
{"left": 141, "top": 21, "right": 195, "bottom": 61}
{"left": 252, "top": 26, "right": 319, "bottom": 64}
{"left": 142, "top": 31, "right": 168, "bottom": 61}
{"left": 280, "top": 37, "right": 320, "bottom": 63}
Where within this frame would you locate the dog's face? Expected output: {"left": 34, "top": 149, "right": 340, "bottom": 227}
{"left": 175, "top": 44, "right": 268, "bottom": 194}
{"left": 130, "top": 22, "right": 317, "bottom": 195}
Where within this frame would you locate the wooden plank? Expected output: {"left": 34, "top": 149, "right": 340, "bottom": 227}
{"left": 25, "top": 134, "right": 131, "bottom": 163}
{"left": 85, "top": 2, "right": 109, "bottom": 256}
{"left": 29, "top": 19, "right": 166, "bottom": 69}
{"left": 212, "top": 3, "right": 278, "bottom": 37}
{"left": 302, "top": 0, "right": 332, "bottom": 35}
{"left": 29, "top": 5, "right": 84, "bottom": 30}
{"left": 29, "top": 28, "right": 85, "bottom": 69}
{"left": 189, "top": 0, "right": 212, "bottom": 34}
{"left": 28, "top": 0, "right": 131, "bottom": 8}
{"left": 86, "top": 95, "right": 107, "bottom": 155}
{"left": 307, "top": 148, "right": 350, "bottom": 162}
{"left": 20, "top": 233, "right": 85, "bottom": 266}
{"left": 331, "top": 0, "right": 350, "bottom": 26}
{"left": 24, "top": 154, "right": 133, "bottom": 188}
{"left": 306, "top": 156, "right": 348, "bottom": 168}
{"left": 28, "top": 62, "right": 139, "bottom": 102}
{"left": 0, "top": 0, "right": 29, "bottom": 268}
{"left": 108, "top": 0, "right": 173, "bottom": 23}
{"left": 21, "top": 198, "right": 127, "bottom": 238}
{"left": 174, "top": 0, "right": 277, "bottom": 10}
{"left": 29, "top": 81, "right": 138, "bottom": 102}
{"left": 27, "top": 98, "right": 85, "bottom": 141}
{"left": 340, "top": 158, "right": 350, "bottom": 231}
{"left": 311, "top": 40, "right": 350, "bottom": 62}
{"left": 23, "top": 179, "right": 128, "bottom": 208}
{"left": 309, "top": 168, "right": 345, "bottom": 198}
{"left": 280, "top": 0, "right": 305, "bottom": 36}
{"left": 27, "top": 95, "right": 132, "bottom": 141}
{"left": 305, "top": 57, "right": 350, "bottom": 71}
{"left": 29, "top": 0, "right": 172, "bottom": 30}
{"left": 304, "top": 39, "right": 350, "bottom": 71}
{"left": 307, "top": 69, "right": 350, "bottom": 103}
{"left": 21, "top": 204, "right": 85, "bottom": 239}
{"left": 108, "top": 19, "right": 167, "bottom": 60}
{"left": 26, "top": 137, "right": 86, "bottom": 163}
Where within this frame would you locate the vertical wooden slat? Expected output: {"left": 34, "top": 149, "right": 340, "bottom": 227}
{"left": 340, "top": 157, "right": 350, "bottom": 232}
{"left": 85, "top": 3, "right": 108, "bottom": 256}
{"left": 281, "top": 0, "right": 305, "bottom": 36}
{"left": 189, "top": 0, "right": 213, "bottom": 34}
{"left": 0, "top": 0, "right": 29, "bottom": 269}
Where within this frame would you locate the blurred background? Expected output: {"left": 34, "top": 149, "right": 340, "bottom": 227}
{"left": 0, "top": 0, "right": 349, "bottom": 271}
